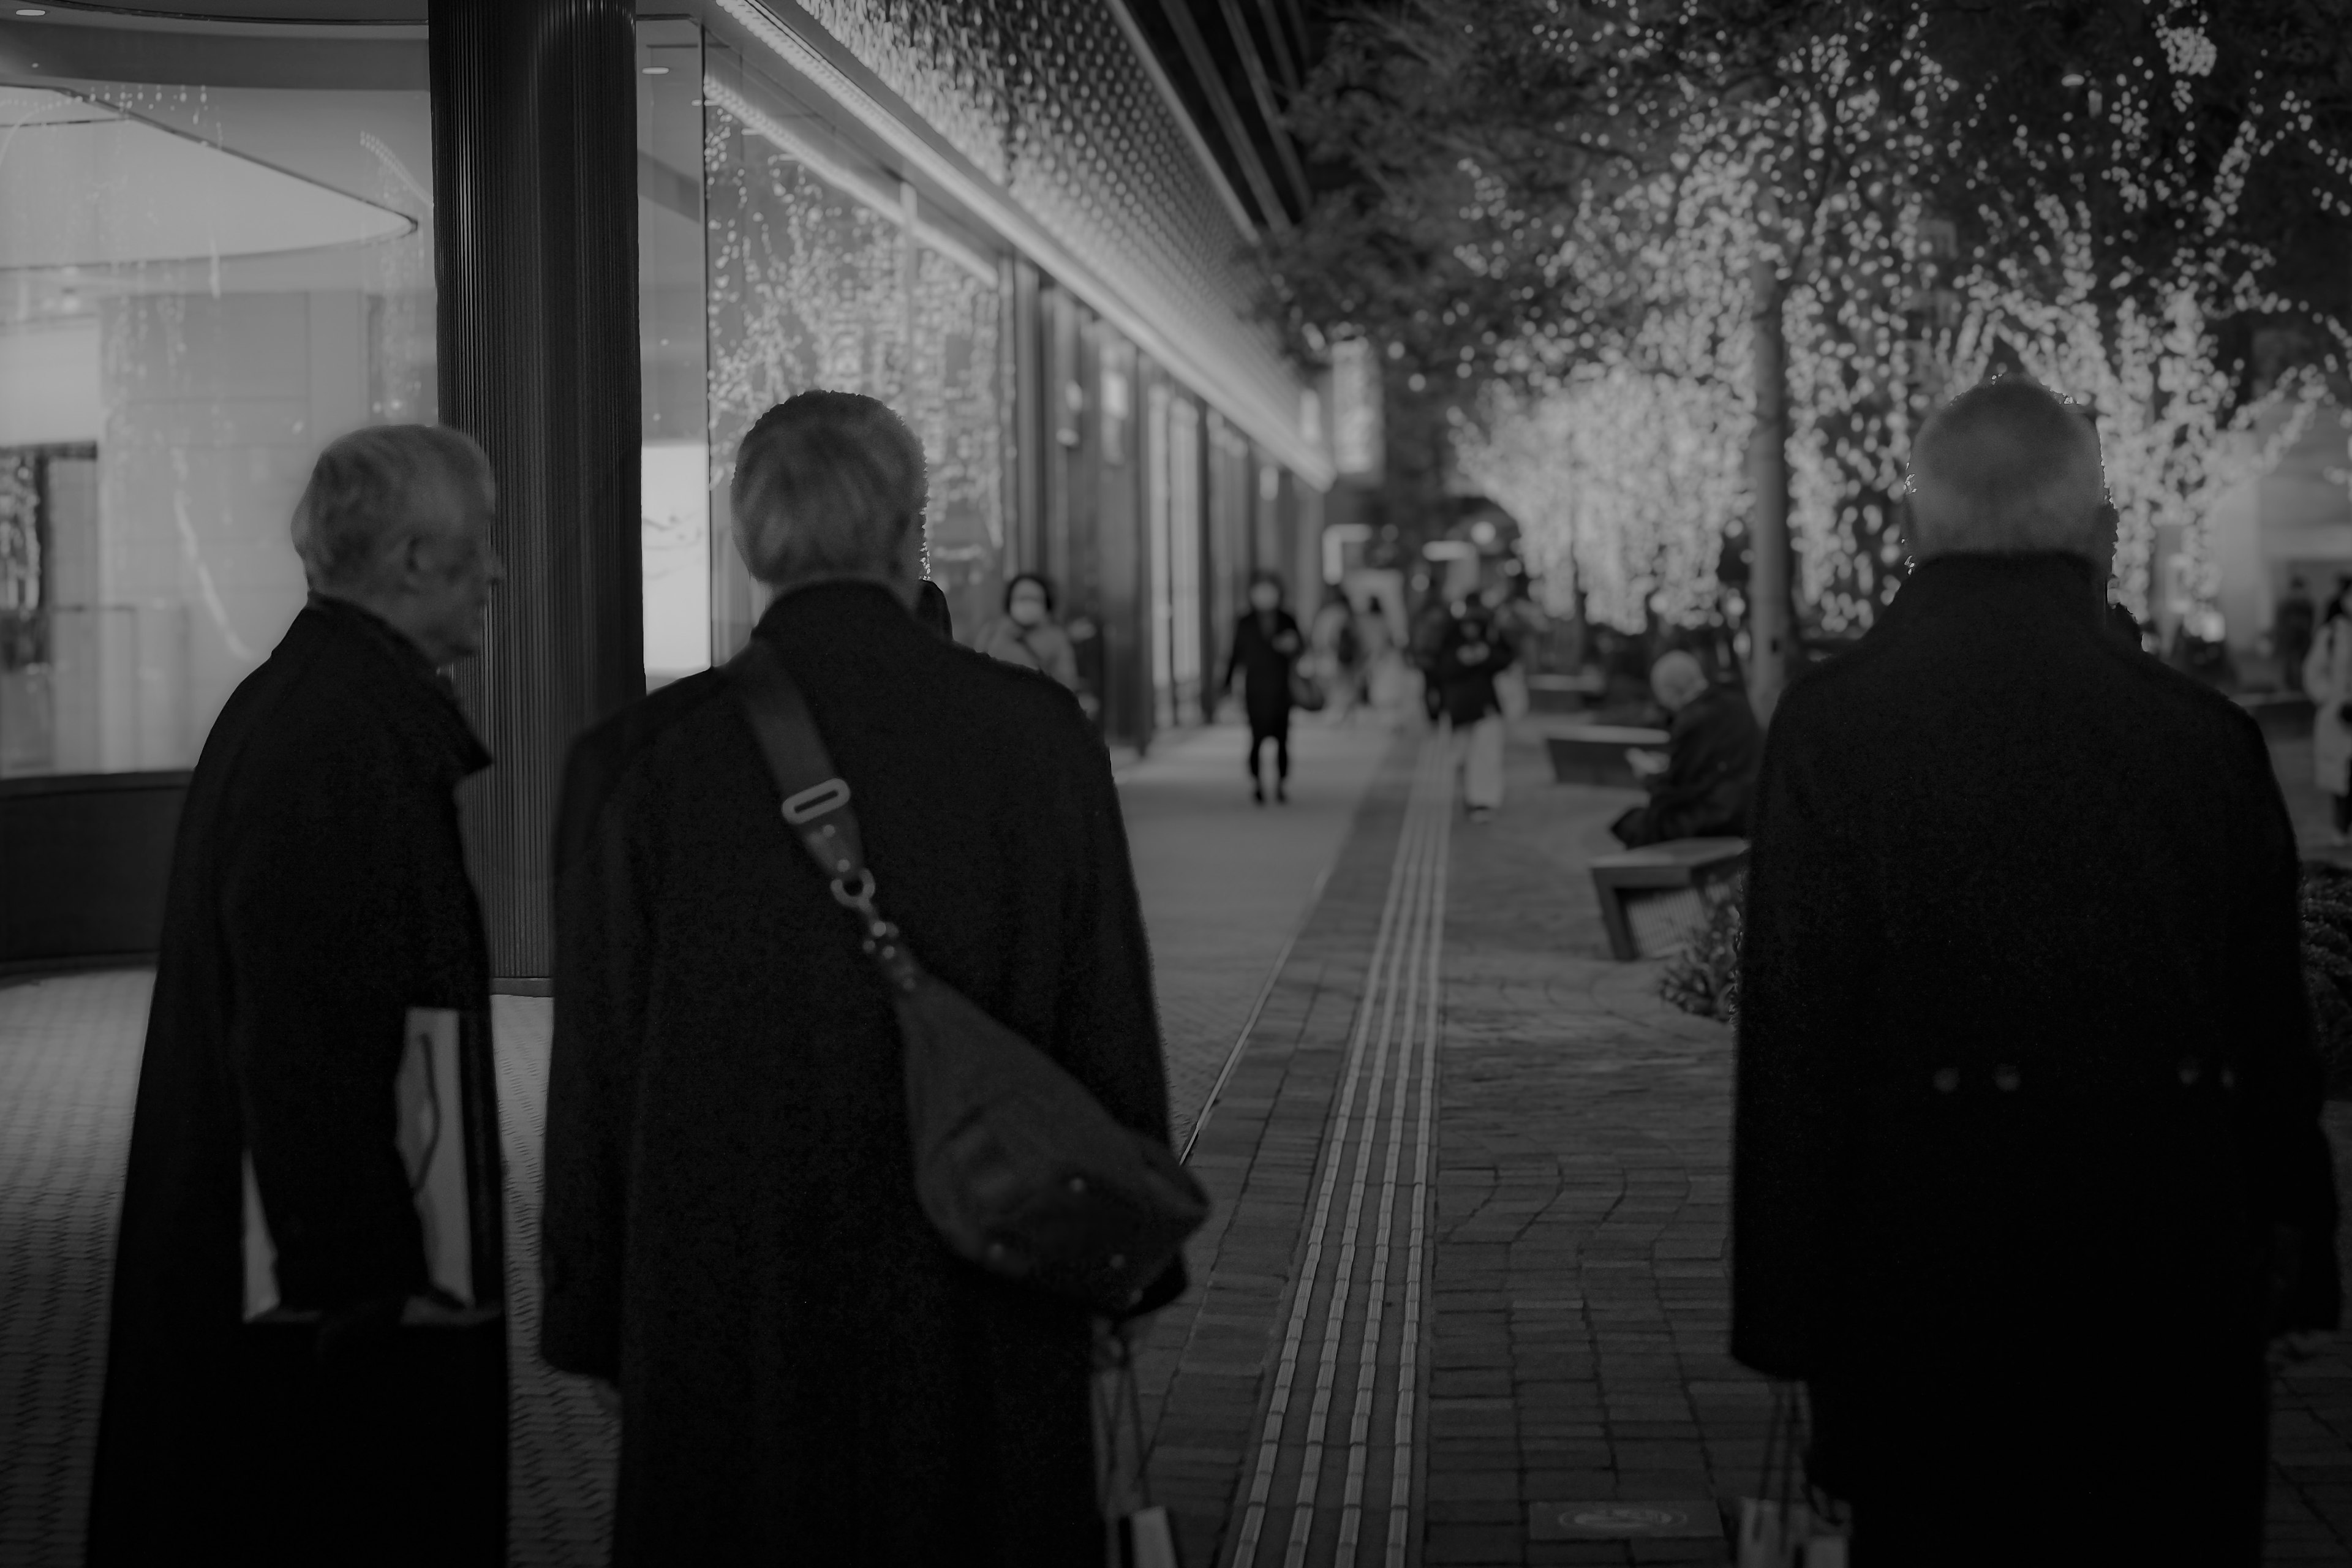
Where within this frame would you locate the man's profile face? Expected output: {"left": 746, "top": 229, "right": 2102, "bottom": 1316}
{"left": 407, "top": 478, "right": 502, "bottom": 665}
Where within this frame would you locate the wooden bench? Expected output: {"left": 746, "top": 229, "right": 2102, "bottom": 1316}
{"left": 1589, "top": 837, "right": 1748, "bottom": 962}
{"left": 1526, "top": 671, "right": 1607, "bottom": 715}
{"left": 1543, "top": 724, "right": 1668, "bottom": 788}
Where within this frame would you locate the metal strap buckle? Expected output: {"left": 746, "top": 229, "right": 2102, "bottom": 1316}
{"left": 830, "top": 869, "right": 876, "bottom": 912}
{"left": 782, "top": 778, "right": 850, "bottom": 824}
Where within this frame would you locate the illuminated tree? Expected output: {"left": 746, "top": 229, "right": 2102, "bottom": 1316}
{"left": 1269, "top": 1, "right": 2352, "bottom": 700}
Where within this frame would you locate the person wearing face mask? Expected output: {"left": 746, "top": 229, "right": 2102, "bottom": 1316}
{"left": 981, "top": 571, "right": 1081, "bottom": 691}
{"left": 1222, "top": 570, "right": 1305, "bottom": 804}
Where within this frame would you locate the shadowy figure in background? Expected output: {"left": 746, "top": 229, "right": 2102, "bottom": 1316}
{"left": 2303, "top": 580, "right": 2352, "bottom": 846}
{"left": 1310, "top": 583, "right": 1363, "bottom": 719}
{"left": 1222, "top": 568, "right": 1303, "bottom": 804}
{"left": 541, "top": 392, "right": 1178, "bottom": 1564}
{"left": 91, "top": 427, "right": 508, "bottom": 1567}
{"left": 981, "top": 570, "right": 1081, "bottom": 691}
{"left": 1733, "top": 377, "right": 2339, "bottom": 1566}
{"left": 2277, "top": 574, "right": 2316, "bottom": 693}
{"left": 1430, "top": 595, "right": 1515, "bottom": 821}
{"left": 1609, "top": 650, "right": 1761, "bottom": 848}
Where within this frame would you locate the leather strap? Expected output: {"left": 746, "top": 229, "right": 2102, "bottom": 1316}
{"left": 729, "top": 637, "right": 919, "bottom": 992}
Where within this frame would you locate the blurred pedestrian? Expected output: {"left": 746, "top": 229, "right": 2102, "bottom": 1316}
{"left": 1221, "top": 568, "right": 1304, "bottom": 804}
{"left": 1610, "top": 650, "right": 1761, "bottom": 847}
{"left": 2278, "top": 575, "right": 2316, "bottom": 695}
{"left": 1431, "top": 597, "right": 1516, "bottom": 821}
{"left": 1310, "top": 584, "right": 1363, "bottom": 720}
{"left": 2303, "top": 580, "right": 2352, "bottom": 846}
{"left": 541, "top": 391, "right": 1180, "bottom": 1564}
{"left": 1735, "top": 377, "right": 2339, "bottom": 1566}
{"left": 1411, "top": 591, "right": 1454, "bottom": 724}
{"left": 90, "top": 426, "right": 508, "bottom": 1567}
{"left": 981, "top": 570, "right": 1080, "bottom": 690}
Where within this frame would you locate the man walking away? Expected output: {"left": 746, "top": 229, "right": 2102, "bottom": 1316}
{"left": 1611, "top": 650, "right": 1762, "bottom": 848}
{"left": 1731, "top": 377, "right": 2339, "bottom": 1566}
{"left": 1432, "top": 596, "right": 1515, "bottom": 821}
{"left": 541, "top": 391, "right": 1181, "bottom": 1564}
{"left": 89, "top": 426, "right": 508, "bottom": 1567}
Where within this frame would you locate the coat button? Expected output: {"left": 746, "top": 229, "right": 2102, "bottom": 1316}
{"left": 2178, "top": 1057, "right": 2203, "bottom": 1087}
{"left": 1993, "top": 1065, "right": 2020, "bottom": 1093}
{"left": 2220, "top": 1066, "right": 2237, "bottom": 1091}
{"left": 1932, "top": 1068, "right": 1959, "bottom": 1093}
{"left": 1068, "top": 1177, "right": 1088, "bottom": 1196}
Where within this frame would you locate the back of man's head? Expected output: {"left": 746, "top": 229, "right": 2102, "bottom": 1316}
{"left": 1907, "top": 377, "right": 2106, "bottom": 560}
{"left": 732, "top": 390, "right": 927, "bottom": 587}
{"left": 1650, "top": 649, "right": 1708, "bottom": 711}
{"left": 290, "top": 424, "right": 493, "bottom": 594}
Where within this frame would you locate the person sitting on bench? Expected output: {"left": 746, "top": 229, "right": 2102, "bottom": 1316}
{"left": 1609, "top": 650, "right": 1762, "bottom": 848}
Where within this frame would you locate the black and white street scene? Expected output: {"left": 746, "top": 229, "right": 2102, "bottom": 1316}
{"left": 7, "top": 2, "right": 2352, "bottom": 1565}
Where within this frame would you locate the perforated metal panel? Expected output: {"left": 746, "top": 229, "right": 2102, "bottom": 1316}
{"left": 792, "top": 0, "right": 1298, "bottom": 441}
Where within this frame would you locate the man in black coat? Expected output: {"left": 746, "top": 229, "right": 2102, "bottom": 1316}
{"left": 1732, "top": 377, "right": 2340, "bottom": 1565}
{"left": 89, "top": 426, "right": 508, "bottom": 1566}
{"left": 541, "top": 391, "right": 1180, "bottom": 1564}
{"left": 1611, "top": 650, "right": 1762, "bottom": 847}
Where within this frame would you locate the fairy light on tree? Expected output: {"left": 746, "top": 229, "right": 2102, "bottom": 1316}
{"left": 1268, "top": 0, "right": 2352, "bottom": 698}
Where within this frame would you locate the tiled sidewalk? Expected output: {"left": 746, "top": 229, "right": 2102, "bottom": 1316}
{"left": 1140, "top": 724, "right": 2352, "bottom": 1566}
{"left": 0, "top": 715, "right": 1391, "bottom": 1568}
{"left": 6, "top": 714, "right": 2350, "bottom": 1567}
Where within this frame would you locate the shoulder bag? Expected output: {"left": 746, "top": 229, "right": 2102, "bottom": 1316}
{"left": 730, "top": 638, "right": 1209, "bottom": 1316}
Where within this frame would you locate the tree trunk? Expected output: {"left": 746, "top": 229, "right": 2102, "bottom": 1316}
{"left": 1747, "top": 257, "right": 1793, "bottom": 723}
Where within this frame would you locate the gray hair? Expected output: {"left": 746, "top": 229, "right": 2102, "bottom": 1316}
{"left": 290, "top": 424, "right": 494, "bottom": 590}
{"left": 1649, "top": 650, "right": 1707, "bottom": 710}
{"left": 1907, "top": 377, "right": 2106, "bottom": 559}
{"left": 731, "top": 391, "right": 926, "bottom": 586}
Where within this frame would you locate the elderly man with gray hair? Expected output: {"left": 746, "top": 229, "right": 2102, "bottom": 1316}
{"left": 1610, "top": 648, "right": 1762, "bottom": 847}
{"left": 1730, "top": 375, "right": 2340, "bottom": 1563}
{"left": 91, "top": 425, "right": 508, "bottom": 1566}
{"left": 541, "top": 390, "right": 1178, "bottom": 1563}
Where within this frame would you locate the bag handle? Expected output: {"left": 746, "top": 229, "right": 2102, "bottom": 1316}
{"left": 729, "top": 638, "right": 919, "bottom": 994}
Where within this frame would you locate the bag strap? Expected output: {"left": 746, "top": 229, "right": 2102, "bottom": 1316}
{"left": 729, "top": 637, "right": 919, "bottom": 994}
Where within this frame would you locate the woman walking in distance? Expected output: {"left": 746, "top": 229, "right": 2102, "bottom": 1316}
{"left": 2304, "top": 579, "right": 2352, "bottom": 845}
{"left": 1222, "top": 570, "right": 1304, "bottom": 804}
{"left": 981, "top": 571, "right": 1082, "bottom": 692}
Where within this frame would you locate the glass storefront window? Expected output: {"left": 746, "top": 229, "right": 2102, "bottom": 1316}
{"left": 638, "top": 19, "right": 712, "bottom": 690}
{"left": 0, "top": 15, "right": 435, "bottom": 777}
{"left": 702, "top": 48, "right": 1006, "bottom": 654}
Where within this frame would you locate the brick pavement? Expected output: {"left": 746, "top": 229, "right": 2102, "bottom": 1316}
{"left": 8, "top": 714, "right": 2352, "bottom": 1566}
{"left": 0, "top": 716, "right": 1388, "bottom": 1568}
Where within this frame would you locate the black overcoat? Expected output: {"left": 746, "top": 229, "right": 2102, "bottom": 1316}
{"left": 1731, "top": 553, "right": 2339, "bottom": 1553}
{"left": 541, "top": 582, "right": 1178, "bottom": 1565}
{"left": 1430, "top": 610, "right": 1516, "bottom": 728}
{"left": 1223, "top": 607, "right": 1302, "bottom": 728}
{"left": 1614, "top": 684, "right": 1761, "bottom": 846}
{"left": 88, "top": 596, "right": 503, "bottom": 1566}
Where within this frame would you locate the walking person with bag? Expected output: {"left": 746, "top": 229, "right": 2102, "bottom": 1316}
{"left": 89, "top": 426, "right": 509, "bottom": 1567}
{"left": 1733, "top": 379, "right": 2339, "bottom": 1566}
{"left": 2302, "top": 579, "right": 2352, "bottom": 845}
{"left": 542, "top": 391, "right": 1196, "bottom": 1566}
{"left": 1431, "top": 597, "right": 1517, "bottom": 821}
{"left": 1221, "top": 568, "right": 1306, "bottom": 804}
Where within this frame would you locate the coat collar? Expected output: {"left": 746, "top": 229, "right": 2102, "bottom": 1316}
{"left": 1879, "top": 551, "right": 2107, "bottom": 637}
{"left": 301, "top": 594, "right": 491, "bottom": 781}
{"left": 753, "top": 578, "right": 921, "bottom": 643}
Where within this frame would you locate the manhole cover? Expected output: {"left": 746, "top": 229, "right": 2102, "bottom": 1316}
{"left": 1528, "top": 1499, "right": 1722, "bottom": 1540}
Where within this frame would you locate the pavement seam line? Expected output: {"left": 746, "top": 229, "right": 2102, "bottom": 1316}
{"left": 1229, "top": 740, "right": 1433, "bottom": 1567}
{"left": 1182, "top": 853, "right": 1343, "bottom": 1166}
